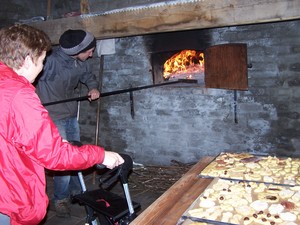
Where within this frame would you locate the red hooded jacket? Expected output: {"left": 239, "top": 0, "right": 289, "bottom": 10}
{"left": 0, "top": 62, "right": 105, "bottom": 225}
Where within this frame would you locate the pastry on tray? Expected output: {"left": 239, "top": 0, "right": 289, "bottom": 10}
{"left": 199, "top": 152, "right": 300, "bottom": 185}
{"left": 183, "top": 178, "right": 300, "bottom": 225}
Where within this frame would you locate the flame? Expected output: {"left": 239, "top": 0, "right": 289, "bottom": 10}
{"left": 163, "top": 50, "right": 204, "bottom": 80}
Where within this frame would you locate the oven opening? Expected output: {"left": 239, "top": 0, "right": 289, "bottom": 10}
{"left": 151, "top": 43, "right": 248, "bottom": 90}
{"left": 163, "top": 50, "right": 204, "bottom": 82}
{"left": 151, "top": 49, "right": 205, "bottom": 86}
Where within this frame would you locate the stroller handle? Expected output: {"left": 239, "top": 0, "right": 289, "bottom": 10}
{"left": 96, "top": 153, "right": 132, "bottom": 171}
{"left": 68, "top": 140, "right": 132, "bottom": 179}
{"left": 96, "top": 153, "right": 133, "bottom": 185}
{"left": 118, "top": 153, "right": 133, "bottom": 184}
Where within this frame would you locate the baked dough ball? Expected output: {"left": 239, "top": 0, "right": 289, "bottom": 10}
{"left": 279, "top": 212, "right": 297, "bottom": 222}
{"left": 268, "top": 203, "right": 285, "bottom": 215}
{"left": 250, "top": 200, "right": 269, "bottom": 211}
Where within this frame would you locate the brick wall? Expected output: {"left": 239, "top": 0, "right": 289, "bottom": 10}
{"left": 79, "top": 20, "right": 300, "bottom": 165}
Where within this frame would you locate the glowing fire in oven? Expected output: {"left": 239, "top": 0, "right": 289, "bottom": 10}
{"left": 163, "top": 50, "right": 204, "bottom": 82}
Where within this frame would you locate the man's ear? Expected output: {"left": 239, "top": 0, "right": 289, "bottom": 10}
{"left": 23, "top": 55, "right": 33, "bottom": 69}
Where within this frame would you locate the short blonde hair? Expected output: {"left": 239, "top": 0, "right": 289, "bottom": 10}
{"left": 0, "top": 24, "right": 51, "bottom": 70}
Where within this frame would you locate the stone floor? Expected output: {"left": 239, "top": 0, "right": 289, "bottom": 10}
{"left": 38, "top": 167, "right": 164, "bottom": 225}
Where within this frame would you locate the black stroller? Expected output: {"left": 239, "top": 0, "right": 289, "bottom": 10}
{"left": 71, "top": 141, "right": 140, "bottom": 225}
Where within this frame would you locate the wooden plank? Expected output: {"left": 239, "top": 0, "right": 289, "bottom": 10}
{"left": 47, "top": 0, "right": 51, "bottom": 19}
{"left": 30, "top": 0, "right": 300, "bottom": 45}
{"left": 130, "top": 156, "right": 214, "bottom": 225}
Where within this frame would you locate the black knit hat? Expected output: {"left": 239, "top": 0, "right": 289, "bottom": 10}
{"left": 59, "top": 29, "right": 96, "bottom": 55}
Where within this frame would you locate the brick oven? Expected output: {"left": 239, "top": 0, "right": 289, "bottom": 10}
{"left": 150, "top": 39, "right": 248, "bottom": 90}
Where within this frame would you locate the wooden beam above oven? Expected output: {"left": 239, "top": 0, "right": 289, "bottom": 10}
{"left": 30, "top": 0, "right": 300, "bottom": 45}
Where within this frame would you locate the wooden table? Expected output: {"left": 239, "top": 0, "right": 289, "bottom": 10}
{"left": 130, "top": 156, "right": 214, "bottom": 225}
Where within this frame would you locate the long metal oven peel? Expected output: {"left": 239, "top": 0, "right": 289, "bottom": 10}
{"left": 42, "top": 79, "right": 197, "bottom": 106}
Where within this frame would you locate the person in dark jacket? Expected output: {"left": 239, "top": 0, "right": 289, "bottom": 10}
{"left": 35, "top": 29, "right": 102, "bottom": 217}
{"left": 0, "top": 24, "right": 124, "bottom": 225}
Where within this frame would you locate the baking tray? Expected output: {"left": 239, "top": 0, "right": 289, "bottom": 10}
{"left": 178, "top": 177, "right": 300, "bottom": 225}
{"left": 198, "top": 152, "right": 300, "bottom": 186}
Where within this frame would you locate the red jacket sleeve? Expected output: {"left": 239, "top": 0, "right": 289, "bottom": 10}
{"left": 11, "top": 86, "right": 105, "bottom": 170}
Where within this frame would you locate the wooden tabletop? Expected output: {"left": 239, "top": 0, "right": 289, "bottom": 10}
{"left": 130, "top": 156, "right": 214, "bottom": 225}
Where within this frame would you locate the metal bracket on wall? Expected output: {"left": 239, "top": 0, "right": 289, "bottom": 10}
{"left": 129, "top": 86, "right": 135, "bottom": 119}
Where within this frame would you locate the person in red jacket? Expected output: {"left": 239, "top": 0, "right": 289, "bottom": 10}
{"left": 0, "top": 24, "right": 124, "bottom": 225}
